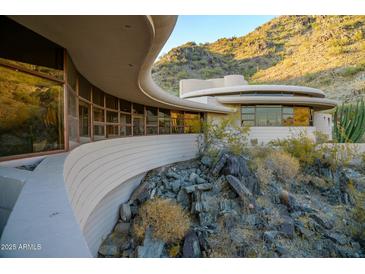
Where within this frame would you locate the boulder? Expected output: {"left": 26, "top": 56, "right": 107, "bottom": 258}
{"left": 114, "top": 222, "right": 130, "bottom": 235}
{"left": 129, "top": 180, "right": 150, "bottom": 204}
{"left": 211, "top": 153, "right": 229, "bottom": 176}
{"left": 294, "top": 221, "right": 314, "bottom": 239}
{"left": 199, "top": 212, "right": 215, "bottom": 227}
{"left": 184, "top": 183, "right": 213, "bottom": 193}
{"left": 325, "top": 232, "right": 349, "bottom": 245}
{"left": 278, "top": 218, "right": 295, "bottom": 239}
{"left": 309, "top": 214, "right": 334, "bottom": 230}
{"left": 170, "top": 179, "right": 181, "bottom": 193}
{"left": 263, "top": 230, "right": 279, "bottom": 244}
{"left": 275, "top": 245, "right": 289, "bottom": 257}
{"left": 189, "top": 172, "right": 199, "bottom": 184}
{"left": 176, "top": 188, "right": 190, "bottom": 209}
{"left": 196, "top": 183, "right": 213, "bottom": 191}
{"left": 201, "top": 155, "right": 213, "bottom": 167}
{"left": 166, "top": 170, "right": 180, "bottom": 180}
{"left": 219, "top": 199, "right": 232, "bottom": 213}
{"left": 98, "top": 232, "right": 129, "bottom": 257}
{"left": 98, "top": 243, "right": 119, "bottom": 257}
{"left": 183, "top": 231, "right": 201, "bottom": 258}
{"left": 120, "top": 204, "right": 131, "bottom": 222}
{"left": 222, "top": 155, "right": 241, "bottom": 177}
{"left": 226, "top": 175, "right": 253, "bottom": 202}
{"left": 244, "top": 175, "right": 261, "bottom": 196}
{"left": 196, "top": 176, "right": 207, "bottom": 184}
{"left": 137, "top": 228, "right": 165, "bottom": 258}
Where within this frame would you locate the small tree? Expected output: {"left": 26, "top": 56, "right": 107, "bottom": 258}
{"left": 199, "top": 115, "right": 250, "bottom": 157}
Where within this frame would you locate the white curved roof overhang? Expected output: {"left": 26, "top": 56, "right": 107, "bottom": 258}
{"left": 9, "top": 15, "right": 232, "bottom": 114}
{"left": 216, "top": 95, "right": 338, "bottom": 110}
{"left": 181, "top": 84, "right": 326, "bottom": 99}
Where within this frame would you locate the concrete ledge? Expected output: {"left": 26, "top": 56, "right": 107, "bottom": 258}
{"left": 0, "top": 154, "right": 91, "bottom": 258}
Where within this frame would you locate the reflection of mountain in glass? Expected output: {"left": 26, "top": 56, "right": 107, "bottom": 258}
{"left": 0, "top": 62, "right": 64, "bottom": 157}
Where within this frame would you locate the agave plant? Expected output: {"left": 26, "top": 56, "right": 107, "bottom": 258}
{"left": 334, "top": 99, "right": 365, "bottom": 143}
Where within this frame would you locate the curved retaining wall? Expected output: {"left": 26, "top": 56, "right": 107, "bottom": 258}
{"left": 1, "top": 134, "right": 199, "bottom": 257}
{"left": 64, "top": 134, "right": 200, "bottom": 255}
{"left": 83, "top": 173, "right": 145, "bottom": 256}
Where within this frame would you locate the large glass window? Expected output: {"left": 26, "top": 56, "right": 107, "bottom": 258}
{"left": 106, "top": 111, "right": 118, "bottom": 123}
{"left": 171, "top": 111, "right": 184, "bottom": 134}
{"left": 68, "top": 89, "right": 78, "bottom": 144}
{"left": 92, "top": 88, "right": 104, "bottom": 107}
{"left": 66, "top": 55, "right": 77, "bottom": 92}
{"left": 282, "top": 107, "right": 294, "bottom": 126}
{"left": 294, "top": 107, "right": 311, "bottom": 126}
{"left": 158, "top": 109, "right": 171, "bottom": 134}
{"left": 93, "top": 125, "right": 105, "bottom": 139}
{"left": 93, "top": 107, "right": 104, "bottom": 122}
{"left": 241, "top": 106, "right": 255, "bottom": 126}
{"left": 241, "top": 105, "right": 312, "bottom": 127}
{"left": 184, "top": 112, "right": 201, "bottom": 133}
{"left": 106, "top": 125, "right": 119, "bottom": 138}
{"left": 146, "top": 106, "right": 158, "bottom": 135}
{"left": 79, "top": 101, "right": 90, "bottom": 138}
{"left": 133, "top": 117, "right": 144, "bottom": 136}
{"left": 133, "top": 103, "right": 145, "bottom": 136}
{"left": 79, "top": 74, "right": 91, "bottom": 101}
{"left": 120, "top": 99, "right": 131, "bottom": 113}
{"left": 256, "top": 106, "right": 282, "bottom": 126}
{"left": 0, "top": 65, "right": 64, "bottom": 157}
{"left": 120, "top": 113, "right": 132, "bottom": 137}
{"left": 106, "top": 94, "right": 118, "bottom": 110}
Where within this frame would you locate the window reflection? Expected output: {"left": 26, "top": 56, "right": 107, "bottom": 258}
{"left": 184, "top": 112, "right": 201, "bottom": 133}
{"left": 79, "top": 101, "right": 90, "bottom": 138}
{"left": 159, "top": 109, "right": 171, "bottom": 134}
{"left": 241, "top": 105, "right": 312, "bottom": 127}
{"left": 0, "top": 65, "right": 64, "bottom": 157}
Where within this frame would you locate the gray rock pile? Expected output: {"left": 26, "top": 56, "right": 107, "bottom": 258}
{"left": 98, "top": 152, "right": 365, "bottom": 258}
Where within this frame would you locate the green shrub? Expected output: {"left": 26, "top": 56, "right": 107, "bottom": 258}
{"left": 270, "top": 131, "right": 320, "bottom": 166}
{"left": 201, "top": 116, "right": 250, "bottom": 157}
{"left": 339, "top": 66, "right": 365, "bottom": 77}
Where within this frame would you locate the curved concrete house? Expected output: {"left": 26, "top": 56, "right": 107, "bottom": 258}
{"left": 180, "top": 75, "right": 337, "bottom": 144}
{"left": 0, "top": 16, "right": 337, "bottom": 257}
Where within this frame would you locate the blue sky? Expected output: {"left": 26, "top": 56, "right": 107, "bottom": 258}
{"left": 158, "top": 15, "right": 276, "bottom": 58}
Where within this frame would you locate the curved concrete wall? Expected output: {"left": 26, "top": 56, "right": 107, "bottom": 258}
{"left": 64, "top": 134, "right": 200, "bottom": 254}
{"left": 83, "top": 173, "right": 146, "bottom": 256}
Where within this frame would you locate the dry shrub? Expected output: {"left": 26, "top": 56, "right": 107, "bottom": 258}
{"left": 256, "top": 164, "right": 273, "bottom": 186}
{"left": 296, "top": 173, "right": 331, "bottom": 190}
{"left": 265, "top": 150, "right": 300, "bottom": 184}
{"left": 270, "top": 131, "right": 318, "bottom": 165}
{"left": 133, "top": 198, "right": 190, "bottom": 243}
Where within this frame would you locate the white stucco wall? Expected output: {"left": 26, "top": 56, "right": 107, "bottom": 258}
{"left": 314, "top": 112, "right": 333, "bottom": 140}
{"left": 248, "top": 127, "right": 316, "bottom": 144}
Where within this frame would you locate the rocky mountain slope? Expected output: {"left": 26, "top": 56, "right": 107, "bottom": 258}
{"left": 98, "top": 154, "right": 365, "bottom": 258}
{"left": 152, "top": 16, "right": 365, "bottom": 102}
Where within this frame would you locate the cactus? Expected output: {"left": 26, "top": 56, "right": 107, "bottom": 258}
{"left": 334, "top": 99, "right": 365, "bottom": 143}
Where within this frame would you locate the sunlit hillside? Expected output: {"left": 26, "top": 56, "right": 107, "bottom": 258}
{"left": 152, "top": 16, "right": 365, "bottom": 102}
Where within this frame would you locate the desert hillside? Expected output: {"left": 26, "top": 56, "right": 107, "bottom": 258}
{"left": 152, "top": 16, "right": 365, "bottom": 102}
